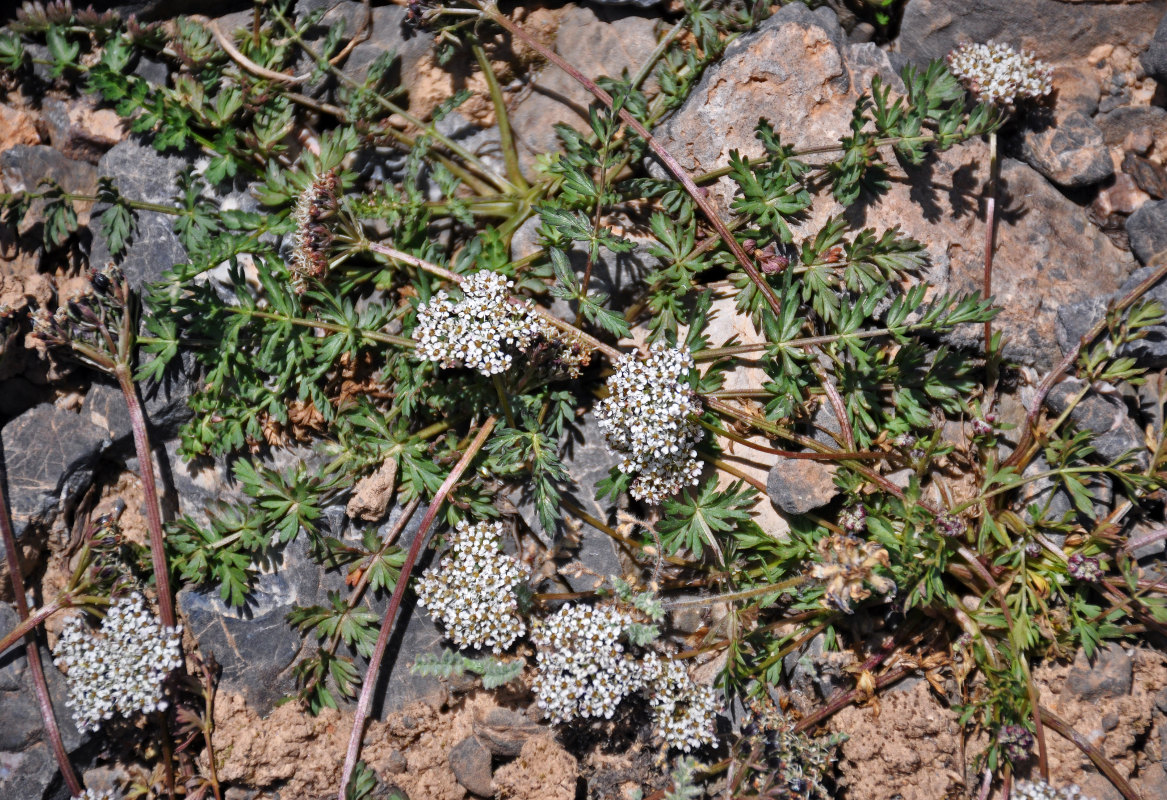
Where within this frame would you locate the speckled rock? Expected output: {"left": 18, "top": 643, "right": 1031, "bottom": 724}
{"left": 896, "top": 0, "right": 1166, "bottom": 65}
{"left": 1018, "top": 109, "right": 1113, "bottom": 189}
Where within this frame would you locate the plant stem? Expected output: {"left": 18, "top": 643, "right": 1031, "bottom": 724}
{"left": 0, "top": 596, "right": 67, "bottom": 657}
{"left": 983, "top": 131, "right": 1000, "bottom": 387}
{"left": 1039, "top": 707, "right": 1141, "bottom": 800}
{"left": 338, "top": 416, "right": 498, "bottom": 799}
{"left": 0, "top": 457, "right": 83, "bottom": 796}
{"left": 115, "top": 361, "right": 176, "bottom": 629}
{"left": 223, "top": 305, "right": 415, "bottom": 348}
{"left": 470, "top": 40, "right": 528, "bottom": 191}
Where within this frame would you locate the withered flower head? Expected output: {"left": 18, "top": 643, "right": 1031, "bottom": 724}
{"left": 289, "top": 169, "right": 341, "bottom": 293}
{"left": 810, "top": 534, "right": 896, "bottom": 613}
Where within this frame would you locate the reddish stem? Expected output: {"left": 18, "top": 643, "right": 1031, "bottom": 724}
{"left": 474, "top": 2, "right": 785, "bottom": 319}
{"left": 338, "top": 416, "right": 498, "bottom": 798}
{"left": 1039, "top": 706, "right": 1142, "bottom": 800}
{"left": 0, "top": 458, "right": 83, "bottom": 796}
{"left": 116, "top": 363, "right": 176, "bottom": 630}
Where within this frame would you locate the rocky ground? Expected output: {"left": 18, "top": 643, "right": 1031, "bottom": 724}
{"left": 4, "top": 1, "right": 1167, "bottom": 799}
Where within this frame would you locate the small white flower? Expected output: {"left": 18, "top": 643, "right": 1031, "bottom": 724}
{"left": 415, "top": 519, "right": 529, "bottom": 652}
{"left": 1013, "top": 780, "right": 1095, "bottom": 800}
{"left": 947, "top": 41, "right": 1053, "bottom": 109}
{"left": 594, "top": 342, "right": 704, "bottom": 504}
{"left": 52, "top": 593, "right": 183, "bottom": 733}
{"left": 72, "top": 789, "right": 121, "bottom": 800}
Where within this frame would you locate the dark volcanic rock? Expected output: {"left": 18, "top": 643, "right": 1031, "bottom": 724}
{"left": 1045, "top": 378, "right": 1148, "bottom": 470}
{"left": 1127, "top": 200, "right": 1167, "bottom": 266}
{"left": 1, "top": 402, "right": 108, "bottom": 539}
{"left": 896, "top": 0, "right": 1165, "bottom": 65}
{"left": 1142, "top": 10, "right": 1167, "bottom": 82}
{"left": 88, "top": 139, "right": 191, "bottom": 290}
{"left": 0, "top": 605, "right": 85, "bottom": 800}
{"left": 1018, "top": 109, "right": 1113, "bottom": 189}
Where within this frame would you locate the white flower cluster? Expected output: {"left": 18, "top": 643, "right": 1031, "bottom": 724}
{"left": 595, "top": 342, "right": 704, "bottom": 504}
{"left": 532, "top": 603, "right": 719, "bottom": 752}
{"left": 532, "top": 604, "right": 640, "bottom": 724}
{"left": 946, "top": 41, "right": 1053, "bottom": 109}
{"left": 72, "top": 790, "right": 120, "bottom": 800}
{"left": 413, "top": 270, "right": 550, "bottom": 375}
{"left": 1013, "top": 780, "right": 1095, "bottom": 800}
{"left": 52, "top": 593, "right": 183, "bottom": 732}
{"left": 415, "top": 519, "right": 529, "bottom": 652}
{"left": 643, "top": 654, "right": 720, "bottom": 752}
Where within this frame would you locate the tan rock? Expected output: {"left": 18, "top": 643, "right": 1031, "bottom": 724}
{"left": 493, "top": 735, "right": 577, "bottom": 800}
{"left": 0, "top": 103, "right": 40, "bottom": 150}
{"left": 509, "top": 4, "right": 659, "bottom": 172}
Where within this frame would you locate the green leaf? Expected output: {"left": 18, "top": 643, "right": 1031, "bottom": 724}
{"left": 657, "top": 477, "right": 757, "bottom": 561}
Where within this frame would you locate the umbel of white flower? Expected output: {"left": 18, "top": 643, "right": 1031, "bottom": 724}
{"left": 415, "top": 519, "right": 529, "bottom": 653}
{"left": 1013, "top": 780, "right": 1095, "bottom": 800}
{"left": 413, "top": 270, "right": 550, "bottom": 376}
{"left": 532, "top": 603, "right": 719, "bottom": 752}
{"left": 52, "top": 592, "right": 183, "bottom": 733}
{"left": 946, "top": 41, "right": 1053, "bottom": 109}
{"left": 595, "top": 342, "right": 704, "bottom": 504}
{"left": 72, "top": 790, "right": 120, "bottom": 800}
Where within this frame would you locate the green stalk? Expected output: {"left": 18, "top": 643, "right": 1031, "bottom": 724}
{"left": 470, "top": 40, "right": 528, "bottom": 191}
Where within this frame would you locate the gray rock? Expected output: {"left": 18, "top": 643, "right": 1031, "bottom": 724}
{"left": 88, "top": 139, "right": 191, "bottom": 290}
{"left": 0, "top": 377, "right": 50, "bottom": 422}
{"left": 584, "top": 0, "right": 660, "bottom": 6}
{"left": 896, "top": 0, "right": 1165, "bottom": 65}
{"left": 1066, "top": 644, "right": 1133, "bottom": 701}
{"left": 0, "top": 604, "right": 85, "bottom": 800}
{"left": 1057, "top": 266, "right": 1167, "bottom": 368}
{"left": 649, "top": 3, "right": 854, "bottom": 213}
{"left": 132, "top": 54, "right": 169, "bottom": 88}
{"left": 509, "top": 4, "right": 660, "bottom": 173}
{"left": 448, "top": 735, "right": 493, "bottom": 796}
{"left": 97, "top": 0, "right": 240, "bottom": 22}
{"left": 1127, "top": 200, "right": 1167, "bottom": 266}
{"left": 82, "top": 358, "right": 195, "bottom": 446}
{"left": 514, "top": 411, "right": 623, "bottom": 593}
{"left": 1064, "top": 269, "right": 1167, "bottom": 370}
{"left": 783, "top": 631, "right": 852, "bottom": 701}
{"left": 1018, "top": 109, "right": 1113, "bottom": 189}
{"left": 332, "top": 4, "right": 433, "bottom": 89}
{"left": 1045, "top": 378, "right": 1148, "bottom": 470}
{"left": 510, "top": 215, "right": 653, "bottom": 317}
{"left": 1, "top": 402, "right": 108, "bottom": 539}
{"left": 177, "top": 498, "right": 448, "bottom": 718}
{"left": 1142, "top": 11, "right": 1167, "bottom": 83}
{"left": 766, "top": 459, "right": 839, "bottom": 515}
{"left": 0, "top": 145, "right": 98, "bottom": 242}
{"left": 1096, "top": 106, "right": 1167, "bottom": 151}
